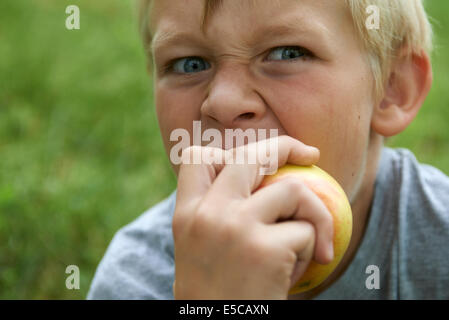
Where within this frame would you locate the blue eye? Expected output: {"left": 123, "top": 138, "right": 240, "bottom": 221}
{"left": 266, "top": 46, "right": 308, "bottom": 61}
{"left": 172, "top": 57, "right": 210, "bottom": 74}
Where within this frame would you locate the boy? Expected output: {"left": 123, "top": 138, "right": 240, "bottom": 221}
{"left": 87, "top": 0, "right": 449, "bottom": 299}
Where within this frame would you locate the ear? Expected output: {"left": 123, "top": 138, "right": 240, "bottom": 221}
{"left": 371, "top": 49, "right": 433, "bottom": 137}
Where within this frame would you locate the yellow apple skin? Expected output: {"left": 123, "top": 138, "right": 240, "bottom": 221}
{"left": 258, "top": 164, "right": 353, "bottom": 295}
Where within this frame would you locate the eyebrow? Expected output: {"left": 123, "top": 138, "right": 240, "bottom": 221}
{"left": 151, "top": 17, "right": 330, "bottom": 55}
{"left": 151, "top": 29, "right": 193, "bottom": 54}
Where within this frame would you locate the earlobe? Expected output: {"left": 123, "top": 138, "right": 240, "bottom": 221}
{"left": 371, "top": 49, "right": 433, "bottom": 137}
{"left": 371, "top": 103, "right": 411, "bottom": 137}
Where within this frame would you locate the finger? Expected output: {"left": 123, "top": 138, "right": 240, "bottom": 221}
{"left": 263, "top": 221, "right": 316, "bottom": 286}
{"left": 175, "top": 146, "right": 231, "bottom": 210}
{"left": 207, "top": 135, "right": 320, "bottom": 200}
{"left": 245, "top": 177, "right": 334, "bottom": 264}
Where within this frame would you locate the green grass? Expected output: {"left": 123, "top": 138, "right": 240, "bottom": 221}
{"left": 0, "top": 0, "right": 176, "bottom": 299}
{"left": 0, "top": 0, "right": 448, "bottom": 299}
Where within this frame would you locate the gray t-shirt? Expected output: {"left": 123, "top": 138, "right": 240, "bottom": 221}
{"left": 87, "top": 147, "right": 449, "bottom": 299}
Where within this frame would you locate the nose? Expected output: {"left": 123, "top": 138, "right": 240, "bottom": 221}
{"left": 201, "top": 63, "right": 266, "bottom": 127}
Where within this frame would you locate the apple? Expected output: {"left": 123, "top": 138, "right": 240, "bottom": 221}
{"left": 258, "top": 164, "right": 353, "bottom": 295}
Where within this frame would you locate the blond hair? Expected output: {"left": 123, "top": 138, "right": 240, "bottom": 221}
{"left": 138, "top": 0, "right": 433, "bottom": 99}
{"left": 345, "top": 0, "right": 433, "bottom": 99}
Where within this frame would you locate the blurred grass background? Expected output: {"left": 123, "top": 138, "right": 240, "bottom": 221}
{"left": 0, "top": 0, "right": 448, "bottom": 299}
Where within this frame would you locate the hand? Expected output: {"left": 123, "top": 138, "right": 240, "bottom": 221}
{"left": 172, "top": 135, "right": 334, "bottom": 299}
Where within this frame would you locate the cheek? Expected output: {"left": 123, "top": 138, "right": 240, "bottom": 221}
{"left": 319, "top": 86, "right": 373, "bottom": 200}
{"left": 155, "top": 85, "right": 201, "bottom": 146}
{"left": 320, "top": 91, "right": 372, "bottom": 197}
{"left": 262, "top": 68, "right": 374, "bottom": 197}
{"left": 261, "top": 70, "right": 350, "bottom": 144}
{"left": 155, "top": 85, "right": 204, "bottom": 175}
{"left": 319, "top": 71, "right": 374, "bottom": 195}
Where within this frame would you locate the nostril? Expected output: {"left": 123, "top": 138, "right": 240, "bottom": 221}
{"left": 237, "top": 112, "right": 256, "bottom": 121}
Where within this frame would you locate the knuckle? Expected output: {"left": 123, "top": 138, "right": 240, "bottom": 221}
{"left": 285, "top": 250, "right": 298, "bottom": 266}
{"left": 219, "top": 216, "right": 243, "bottom": 241}
{"left": 241, "top": 228, "right": 273, "bottom": 263}
{"left": 181, "top": 145, "right": 202, "bottom": 164}
{"left": 191, "top": 202, "right": 243, "bottom": 239}
{"left": 236, "top": 201, "right": 253, "bottom": 220}
{"left": 283, "top": 177, "right": 306, "bottom": 196}
{"left": 196, "top": 201, "right": 212, "bottom": 218}
{"left": 279, "top": 134, "right": 294, "bottom": 145}
{"left": 190, "top": 202, "right": 214, "bottom": 236}
{"left": 189, "top": 201, "right": 248, "bottom": 243}
{"left": 303, "top": 222, "right": 316, "bottom": 241}
{"left": 243, "top": 237, "right": 268, "bottom": 264}
{"left": 172, "top": 210, "right": 187, "bottom": 240}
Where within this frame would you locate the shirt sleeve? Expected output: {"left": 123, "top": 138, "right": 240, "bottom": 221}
{"left": 87, "top": 192, "right": 176, "bottom": 300}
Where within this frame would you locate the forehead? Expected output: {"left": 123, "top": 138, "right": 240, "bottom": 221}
{"left": 149, "top": 0, "right": 350, "bottom": 53}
